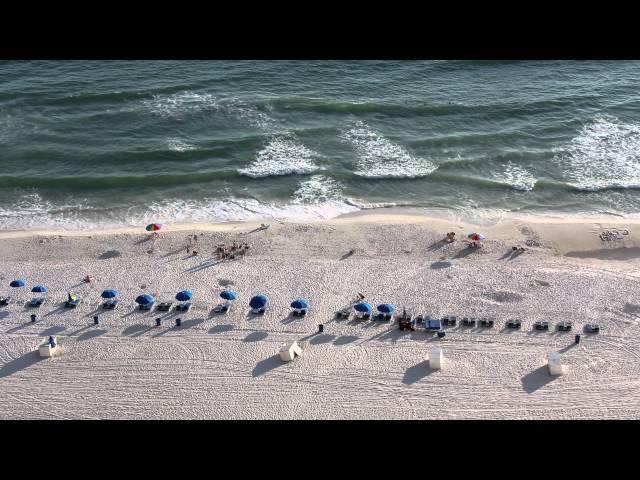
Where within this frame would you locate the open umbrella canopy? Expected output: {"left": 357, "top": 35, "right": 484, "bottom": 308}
{"left": 101, "top": 289, "right": 118, "bottom": 299}
{"left": 249, "top": 295, "right": 268, "bottom": 309}
{"left": 377, "top": 303, "right": 394, "bottom": 313}
{"left": 135, "top": 294, "right": 154, "bottom": 305}
{"left": 290, "top": 299, "right": 309, "bottom": 310}
{"left": 145, "top": 223, "right": 162, "bottom": 232}
{"left": 354, "top": 302, "right": 372, "bottom": 313}
{"left": 31, "top": 285, "right": 48, "bottom": 293}
{"left": 176, "top": 290, "right": 193, "bottom": 301}
{"left": 468, "top": 233, "right": 485, "bottom": 241}
{"left": 10, "top": 280, "right": 25, "bottom": 288}
{"left": 220, "top": 290, "right": 238, "bottom": 301}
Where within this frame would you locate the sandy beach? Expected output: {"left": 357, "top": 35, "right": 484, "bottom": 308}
{"left": 2, "top": 211, "right": 640, "bottom": 419}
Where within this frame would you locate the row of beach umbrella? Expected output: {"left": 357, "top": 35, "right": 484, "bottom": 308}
{"left": 8, "top": 279, "right": 384, "bottom": 314}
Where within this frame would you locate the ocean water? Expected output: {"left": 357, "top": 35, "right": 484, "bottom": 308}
{"left": 2, "top": 60, "right": 640, "bottom": 230}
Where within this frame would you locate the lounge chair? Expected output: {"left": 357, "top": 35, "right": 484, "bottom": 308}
{"left": 157, "top": 302, "right": 173, "bottom": 312}
{"left": 376, "top": 312, "right": 392, "bottom": 321}
{"left": 29, "top": 297, "right": 46, "bottom": 308}
{"left": 557, "top": 321, "right": 572, "bottom": 332}
{"left": 506, "top": 319, "right": 521, "bottom": 329}
{"left": 251, "top": 307, "right": 266, "bottom": 315}
{"left": 585, "top": 324, "right": 600, "bottom": 334}
{"left": 480, "top": 319, "right": 494, "bottom": 328}
{"left": 102, "top": 300, "right": 119, "bottom": 310}
{"left": 534, "top": 321, "right": 549, "bottom": 331}
{"left": 292, "top": 309, "right": 308, "bottom": 317}
{"left": 65, "top": 297, "right": 81, "bottom": 308}
{"left": 0, "top": 297, "right": 11, "bottom": 306}
{"left": 442, "top": 316, "right": 457, "bottom": 326}
{"left": 213, "top": 304, "right": 230, "bottom": 314}
{"left": 139, "top": 302, "right": 154, "bottom": 311}
{"left": 415, "top": 315, "right": 425, "bottom": 324}
{"left": 426, "top": 319, "right": 442, "bottom": 331}
{"left": 462, "top": 317, "right": 476, "bottom": 327}
{"left": 175, "top": 302, "right": 192, "bottom": 312}
{"left": 335, "top": 309, "right": 350, "bottom": 319}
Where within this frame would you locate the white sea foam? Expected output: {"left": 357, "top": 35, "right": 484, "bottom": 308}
{"left": 340, "top": 121, "right": 438, "bottom": 178}
{"left": 0, "top": 193, "right": 96, "bottom": 230}
{"left": 167, "top": 138, "right": 196, "bottom": 152}
{"left": 555, "top": 116, "right": 640, "bottom": 191}
{"left": 143, "top": 92, "right": 218, "bottom": 119}
{"left": 492, "top": 161, "right": 537, "bottom": 191}
{"left": 238, "top": 136, "right": 322, "bottom": 178}
{"left": 138, "top": 197, "right": 358, "bottom": 224}
{"left": 292, "top": 175, "right": 344, "bottom": 204}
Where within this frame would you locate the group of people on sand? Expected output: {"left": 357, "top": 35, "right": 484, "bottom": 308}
{"left": 216, "top": 241, "right": 250, "bottom": 260}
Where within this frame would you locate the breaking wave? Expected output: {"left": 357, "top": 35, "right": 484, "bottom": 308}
{"left": 340, "top": 121, "right": 438, "bottom": 178}
{"left": 238, "top": 136, "right": 322, "bottom": 178}
{"left": 555, "top": 116, "right": 640, "bottom": 191}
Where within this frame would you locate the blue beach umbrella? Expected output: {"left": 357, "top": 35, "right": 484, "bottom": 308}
{"left": 377, "top": 303, "right": 394, "bottom": 314}
{"left": 176, "top": 290, "right": 193, "bottom": 301}
{"left": 101, "top": 289, "right": 118, "bottom": 299}
{"left": 135, "top": 294, "right": 154, "bottom": 305}
{"left": 10, "top": 280, "right": 25, "bottom": 288}
{"left": 290, "top": 299, "right": 309, "bottom": 310}
{"left": 249, "top": 295, "right": 268, "bottom": 309}
{"left": 220, "top": 290, "right": 238, "bottom": 301}
{"left": 31, "top": 285, "right": 48, "bottom": 293}
{"left": 354, "top": 302, "right": 372, "bottom": 313}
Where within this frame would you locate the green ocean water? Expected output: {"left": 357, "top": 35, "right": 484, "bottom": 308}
{"left": 2, "top": 60, "right": 640, "bottom": 229}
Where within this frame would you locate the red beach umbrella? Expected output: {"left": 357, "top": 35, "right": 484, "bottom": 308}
{"left": 146, "top": 223, "right": 162, "bottom": 232}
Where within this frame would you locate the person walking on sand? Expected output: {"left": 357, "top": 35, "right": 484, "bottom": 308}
{"left": 192, "top": 235, "right": 199, "bottom": 256}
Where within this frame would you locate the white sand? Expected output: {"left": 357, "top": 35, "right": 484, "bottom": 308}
{"left": 2, "top": 212, "right": 640, "bottom": 419}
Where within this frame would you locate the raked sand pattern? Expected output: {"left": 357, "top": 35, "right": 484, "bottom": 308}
{"left": 2, "top": 215, "right": 640, "bottom": 419}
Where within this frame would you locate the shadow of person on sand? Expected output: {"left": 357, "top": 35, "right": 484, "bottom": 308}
{"left": 252, "top": 355, "right": 284, "bottom": 377}
{"left": 430, "top": 260, "right": 452, "bottom": 269}
{"left": 402, "top": 361, "right": 435, "bottom": 385}
{"left": 521, "top": 365, "right": 558, "bottom": 393}
{"left": 183, "top": 260, "right": 223, "bottom": 274}
{"left": 427, "top": 239, "right": 447, "bottom": 251}
{"left": 43, "top": 303, "right": 68, "bottom": 317}
{"left": 454, "top": 246, "right": 478, "bottom": 259}
{"left": 310, "top": 334, "right": 336, "bottom": 345}
{"left": 0, "top": 351, "right": 45, "bottom": 378}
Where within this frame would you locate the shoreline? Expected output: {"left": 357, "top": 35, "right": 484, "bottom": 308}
{"left": 0, "top": 207, "right": 638, "bottom": 238}
{"left": 0, "top": 208, "right": 638, "bottom": 258}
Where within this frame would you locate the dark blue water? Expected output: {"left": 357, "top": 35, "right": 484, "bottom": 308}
{"left": 2, "top": 60, "right": 640, "bottom": 229}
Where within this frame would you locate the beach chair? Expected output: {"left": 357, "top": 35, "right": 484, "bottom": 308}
{"left": 462, "top": 317, "right": 475, "bottom": 327}
{"left": 585, "top": 324, "right": 600, "bottom": 334}
{"left": 0, "top": 297, "right": 11, "bottom": 306}
{"left": 139, "top": 302, "right": 155, "bottom": 311}
{"left": 102, "top": 300, "right": 119, "bottom": 310}
{"left": 175, "top": 302, "right": 192, "bottom": 312}
{"left": 28, "top": 297, "right": 46, "bottom": 308}
{"left": 557, "top": 321, "right": 572, "bottom": 332}
{"left": 376, "top": 312, "right": 392, "bottom": 321}
{"left": 251, "top": 307, "right": 266, "bottom": 315}
{"left": 534, "top": 321, "right": 549, "bottom": 331}
{"left": 480, "top": 319, "right": 494, "bottom": 328}
{"left": 335, "top": 309, "right": 350, "bottom": 319}
{"left": 65, "top": 297, "right": 81, "bottom": 308}
{"left": 213, "top": 304, "right": 230, "bottom": 314}
{"left": 415, "top": 315, "right": 425, "bottom": 324}
{"left": 426, "top": 319, "right": 442, "bottom": 331}
{"left": 442, "top": 316, "right": 457, "bottom": 326}
{"left": 506, "top": 319, "right": 521, "bottom": 329}
{"left": 157, "top": 302, "right": 173, "bottom": 312}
